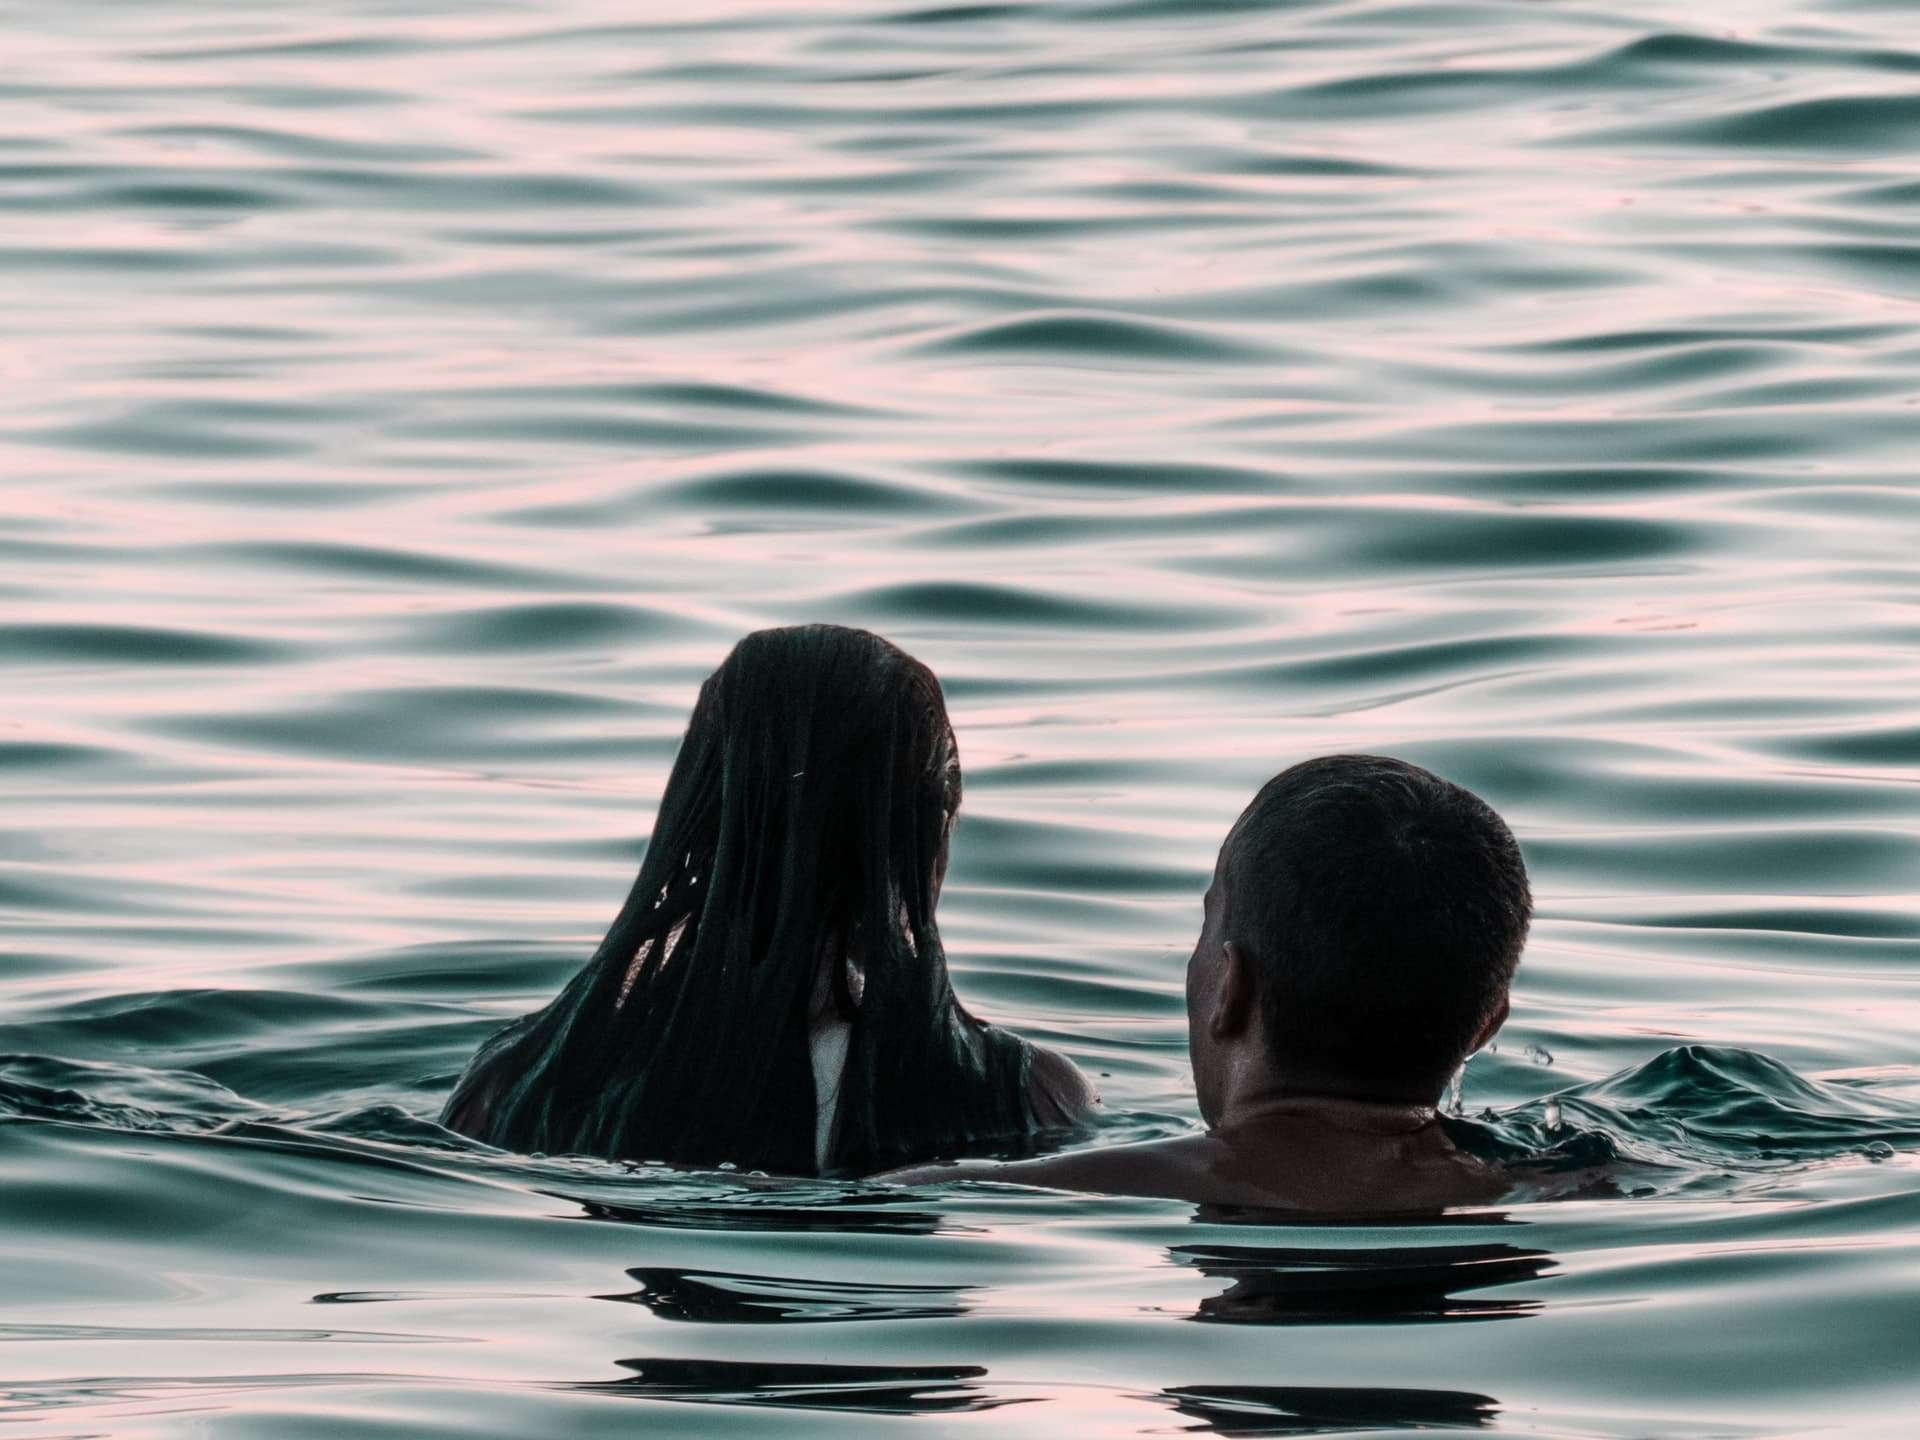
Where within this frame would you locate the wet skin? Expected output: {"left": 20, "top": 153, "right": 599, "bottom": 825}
{"left": 886, "top": 814, "right": 1509, "bottom": 1212}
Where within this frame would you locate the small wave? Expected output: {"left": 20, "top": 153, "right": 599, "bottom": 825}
{"left": 0, "top": 1053, "right": 258, "bottom": 1132}
{"left": 150, "top": 683, "right": 644, "bottom": 766}
{"left": 916, "top": 312, "right": 1270, "bottom": 363}
{"left": 1580, "top": 95, "right": 1920, "bottom": 153}
{"left": 0, "top": 176, "right": 300, "bottom": 215}
{"left": 196, "top": 539, "right": 575, "bottom": 590}
{"left": 883, "top": 4, "right": 1027, "bottom": 24}
{"left": 1200, "top": 632, "right": 1588, "bottom": 699}
{"left": 118, "top": 122, "right": 482, "bottom": 164}
{"left": 24, "top": 397, "right": 366, "bottom": 460}
{"left": 949, "top": 455, "right": 1275, "bottom": 494}
{"left": 1, "top": 989, "right": 381, "bottom": 1051}
{"left": 1345, "top": 509, "right": 1697, "bottom": 572}
{"left": 395, "top": 408, "right": 800, "bottom": 452}
{"left": 955, "top": 813, "right": 1196, "bottom": 896}
{"left": 1461, "top": 1045, "right": 1920, "bottom": 1186}
{"left": 0, "top": 623, "right": 283, "bottom": 667}
{"left": 1781, "top": 723, "right": 1920, "bottom": 768}
{"left": 844, "top": 579, "right": 1234, "bottom": 631}
{"left": 402, "top": 601, "right": 700, "bottom": 656}
{"left": 0, "top": 740, "right": 124, "bottom": 771}
{"left": 666, "top": 467, "right": 970, "bottom": 516}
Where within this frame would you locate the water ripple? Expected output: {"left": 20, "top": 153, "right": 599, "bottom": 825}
{"left": 7, "top": 0, "right": 1920, "bottom": 1434}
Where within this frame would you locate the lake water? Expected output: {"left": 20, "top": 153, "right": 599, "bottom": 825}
{"left": 5, "top": 0, "right": 1920, "bottom": 1434}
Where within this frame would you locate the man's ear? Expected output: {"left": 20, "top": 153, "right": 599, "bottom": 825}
{"left": 1470, "top": 993, "right": 1510, "bottom": 1054}
{"left": 1210, "top": 941, "right": 1256, "bottom": 1038}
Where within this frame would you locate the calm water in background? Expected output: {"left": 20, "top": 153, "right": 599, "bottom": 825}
{"left": 4, "top": 0, "right": 1920, "bottom": 1434}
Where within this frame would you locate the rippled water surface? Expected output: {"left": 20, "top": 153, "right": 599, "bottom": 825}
{"left": 6, "top": 0, "right": 1920, "bottom": 1434}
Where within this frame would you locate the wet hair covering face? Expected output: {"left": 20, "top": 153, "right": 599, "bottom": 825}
{"left": 440, "top": 624, "right": 1033, "bottom": 1176}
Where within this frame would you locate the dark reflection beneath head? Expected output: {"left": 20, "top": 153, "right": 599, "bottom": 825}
{"left": 1173, "top": 1238, "right": 1554, "bottom": 1325}
{"left": 1162, "top": 1383, "right": 1499, "bottom": 1435}
{"left": 556, "top": 1191, "right": 948, "bottom": 1236}
{"left": 1196, "top": 1205, "right": 1523, "bottom": 1228}
{"left": 570, "top": 1357, "right": 1020, "bottom": 1415}
{"left": 597, "top": 1266, "right": 971, "bottom": 1323}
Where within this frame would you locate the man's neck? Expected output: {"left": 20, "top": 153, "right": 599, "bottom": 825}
{"left": 1212, "top": 1079, "right": 1439, "bottom": 1139}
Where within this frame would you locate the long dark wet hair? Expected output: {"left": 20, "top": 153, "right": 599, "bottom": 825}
{"left": 441, "top": 624, "right": 1033, "bottom": 1175}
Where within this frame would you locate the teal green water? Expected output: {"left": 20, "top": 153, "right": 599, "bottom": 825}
{"left": 5, "top": 1, "right": 1920, "bottom": 1434}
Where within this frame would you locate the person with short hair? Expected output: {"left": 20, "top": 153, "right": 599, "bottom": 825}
{"left": 886, "top": 754, "right": 1531, "bottom": 1211}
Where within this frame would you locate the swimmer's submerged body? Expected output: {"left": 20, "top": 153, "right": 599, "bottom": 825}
{"left": 889, "top": 1098, "right": 1514, "bottom": 1212}
{"left": 889, "top": 755, "right": 1536, "bottom": 1213}
{"left": 440, "top": 624, "right": 1094, "bottom": 1176}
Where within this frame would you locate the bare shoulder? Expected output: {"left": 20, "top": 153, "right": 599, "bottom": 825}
{"left": 884, "top": 1135, "right": 1213, "bottom": 1199}
{"left": 1026, "top": 1043, "right": 1099, "bottom": 1129}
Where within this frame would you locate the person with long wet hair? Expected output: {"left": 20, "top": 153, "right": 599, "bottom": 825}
{"left": 440, "top": 624, "right": 1095, "bottom": 1175}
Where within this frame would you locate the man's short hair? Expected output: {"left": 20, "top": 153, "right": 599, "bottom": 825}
{"left": 1224, "top": 754, "right": 1531, "bottom": 1097}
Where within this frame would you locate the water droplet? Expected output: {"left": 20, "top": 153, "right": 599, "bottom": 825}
{"left": 1524, "top": 1044, "right": 1554, "bottom": 1067}
{"left": 717, "top": 1160, "right": 739, "bottom": 1172}
{"left": 1863, "top": 1141, "right": 1894, "bottom": 1162}
{"left": 1543, "top": 1099, "right": 1562, "bottom": 1132}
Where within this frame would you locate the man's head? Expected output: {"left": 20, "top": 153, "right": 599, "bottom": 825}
{"left": 1186, "top": 755, "right": 1531, "bottom": 1119}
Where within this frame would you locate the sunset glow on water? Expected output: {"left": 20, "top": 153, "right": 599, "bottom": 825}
{"left": 4, "top": 0, "right": 1920, "bottom": 1434}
